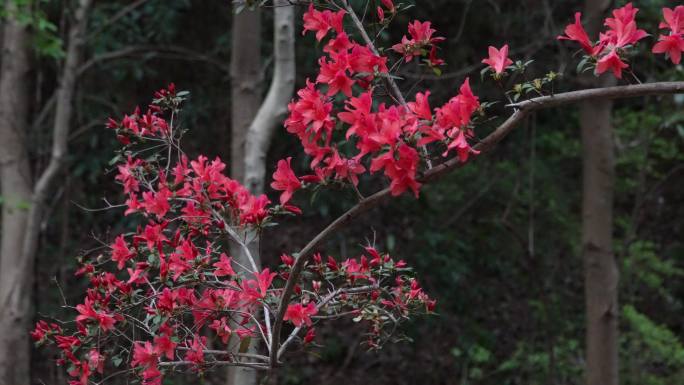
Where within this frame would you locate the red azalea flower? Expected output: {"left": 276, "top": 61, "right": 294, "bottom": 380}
{"left": 271, "top": 157, "right": 302, "bottom": 205}
{"left": 283, "top": 302, "right": 318, "bottom": 327}
{"left": 303, "top": 327, "right": 316, "bottom": 344}
{"left": 601, "top": 3, "right": 648, "bottom": 48}
{"left": 653, "top": 34, "right": 684, "bottom": 64}
{"left": 408, "top": 91, "right": 432, "bottom": 121}
{"left": 302, "top": 3, "right": 346, "bottom": 41}
{"left": 558, "top": 12, "right": 599, "bottom": 56}
{"left": 596, "top": 49, "right": 629, "bottom": 78}
{"left": 241, "top": 268, "right": 277, "bottom": 301}
{"left": 153, "top": 334, "right": 176, "bottom": 360}
{"left": 659, "top": 6, "right": 684, "bottom": 34}
{"left": 213, "top": 253, "right": 236, "bottom": 277}
{"left": 482, "top": 44, "right": 513, "bottom": 74}
{"left": 209, "top": 317, "right": 232, "bottom": 344}
{"left": 184, "top": 335, "right": 205, "bottom": 367}
{"left": 131, "top": 341, "right": 158, "bottom": 368}
{"left": 111, "top": 234, "right": 134, "bottom": 270}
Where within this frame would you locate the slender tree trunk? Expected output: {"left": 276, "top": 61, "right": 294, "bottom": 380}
{"left": 230, "top": 6, "right": 262, "bottom": 183}
{"left": 227, "top": 5, "right": 263, "bottom": 385}
{"left": 580, "top": 2, "right": 618, "bottom": 385}
{"left": 0, "top": 1, "right": 92, "bottom": 383}
{"left": 243, "top": 1, "right": 296, "bottom": 195}
{"left": 0, "top": 2, "right": 33, "bottom": 384}
{"left": 227, "top": 3, "right": 295, "bottom": 385}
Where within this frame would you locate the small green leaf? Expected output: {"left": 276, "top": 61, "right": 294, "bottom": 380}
{"left": 238, "top": 337, "right": 251, "bottom": 353}
{"left": 112, "top": 356, "right": 123, "bottom": 367}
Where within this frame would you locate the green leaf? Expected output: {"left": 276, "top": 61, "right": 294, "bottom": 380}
{"left": 576, "top": 57, "right": 589, "bottom": 74}
{"left": 238, "top": 337, "right": 252, "bottom": 353}
{"left": 112, "top": 356, "right": 123, "bottom": 367}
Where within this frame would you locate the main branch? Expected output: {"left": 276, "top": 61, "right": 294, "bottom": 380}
{"left": 268, "top": 80, "right": 684, "bottom": 367}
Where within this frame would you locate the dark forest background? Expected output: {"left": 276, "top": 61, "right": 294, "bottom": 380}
{"left": 1, "top": 0, "right": 683, "bottom": 384}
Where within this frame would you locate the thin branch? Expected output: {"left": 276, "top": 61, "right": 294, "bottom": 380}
{"left": 86, "top": 0, "right": 151, "bottom": 41}
{"left": 277, "top": 284, "right": 377, "bottom": 358}
{"left": 342, "top": 0, "right": 405, "bottom": 106}
{"left": 158, "top": 360, "right": 269, "bottom": 371}
{"left": 268, "top": 81, "right": 684, "bottom": 368}
{"left": 77, "top": 45, "right": 231, "bottom": 77}
{"left": 342, "top": 0, "right": 433, "bottom": 168}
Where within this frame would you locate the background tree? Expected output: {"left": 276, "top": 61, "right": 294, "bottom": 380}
{"left": 580, "top": 2, "right": 620, "bottom": 385}
{"left": 0, "top": 1, "right": 34, "bottom": 381}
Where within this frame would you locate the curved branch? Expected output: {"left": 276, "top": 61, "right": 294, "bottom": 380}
{"left": 268, "top": 80, "right": 684, "bottom": 367}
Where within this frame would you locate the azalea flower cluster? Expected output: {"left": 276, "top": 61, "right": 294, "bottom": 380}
{"left": 287, "top": 2, "right": 480, "bottom": 198}
{"left": 281, "top": 246, "right": 435, "bottom": 348}
{"left": 32, "top": 85, "right": 433, "bottom": 385}
{"left": 391, "top": 20, "right": 446, "bottom": 67}
{"left": 107, "top": 85, "right": 273, "bottom": 224}
{"left": 652, "top": 5, "right": 684, "bottom": 65}
{"left": 557, "top": 3, "right": 684, "bottom": 78}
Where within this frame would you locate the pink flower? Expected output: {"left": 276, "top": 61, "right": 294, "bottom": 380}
{"left": 302, "top": 3, "right": 346, "bottom": 41}
{"left": 141, "top": 186, "right": 171, "bottom": 219}
{"left": 270, "top": 157, "right": 302, "bottom": 205}
{"left": 280, "top": 253, "right": 295, "bottom": 266}
{"left": 601, "top": 3, "right": 648, "bottom": 48}
{"left": 596, "top": 49, "right": 629, "bottom": 78}
{"left": 653, "top": 34, "right": 684, "bottom": 64}
{"left": 558, "top": 12, "right": 600, "bottom": 56}
{"left": 131, "top": 341, "right": 158, "bottom": 368}
{"left": 213, "top": 253, "right": 235, "bottom": 277}
{"left": 111, "top": 234, "right": 134, "bottom": 270}
{"left": 284, "top": 302, "right": 318, "bottom": 327}
{"left": 659, "top": 6, "right": 684, "bottom": 34}
{"left": 304, "top": 327, "right": 316, "bottom": 344}
{"left": 115, "top": 156, "right": 141, "bottom": 194}
{"left": 408, "top": 91, "right": 432, "bottom": 121}
{"left": 392, "top": 21, "right": 444, "bottom": 62}
{"left": 482, "top": 44, "right": 513, "bottom": 74}
{"left": 653, "top": 6, "right": 684, "bottom": 64}
{"left": 209, "top": 317, "right": 232, "bottom": 344}
{"left": 183, "top": 335, "right": 205, "bottom": 367}
{"left": 153, "top": 334, "right": 176, "bottom": 360}
{"left": 75, "top": 299, "right": 116, "bottom": 331}
{"left": 241, "top": 268, "right": 277, "bottom": 301}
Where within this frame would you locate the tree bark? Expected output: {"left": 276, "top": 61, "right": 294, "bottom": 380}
{"left": 227, "top": 5, "right": 263, "bottom": 385}
{"left": 228, "top": 3, "right": 295, "bottom": 384}
{"left": 230, "top": 5, "right": 262, "bottom": 183}
{"left": 0, "top": 1, "right": 92, "bottom": 383}
{"left": 243, "top": 0, "right": 296, "bottom": 195}
{"left": 0, "top": 2, "right": 34, "bottom": 384}
{"left": 580, "top": 2, "right": 618, "bottom": 385}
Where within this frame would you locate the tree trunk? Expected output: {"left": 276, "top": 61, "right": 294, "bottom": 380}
{"left": 227, "top": 3, "right": 295, "bottom": 384}
{"left": 227, "top": 5, "right": 263, "bottom": 385}
{"left": 580, "top": 2, "right": 618, "bottom": 385}
{"left": 0, "top": 1, "right": 92, "bottom": 383}
{"left": 230, "top": 5, "right": 262, "bottom": 183}
{"left": 0, "top": 2, "right": 34, "bottom": 384}
{"left": 243, "top": 1, "right": 296, "bottom": 195}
